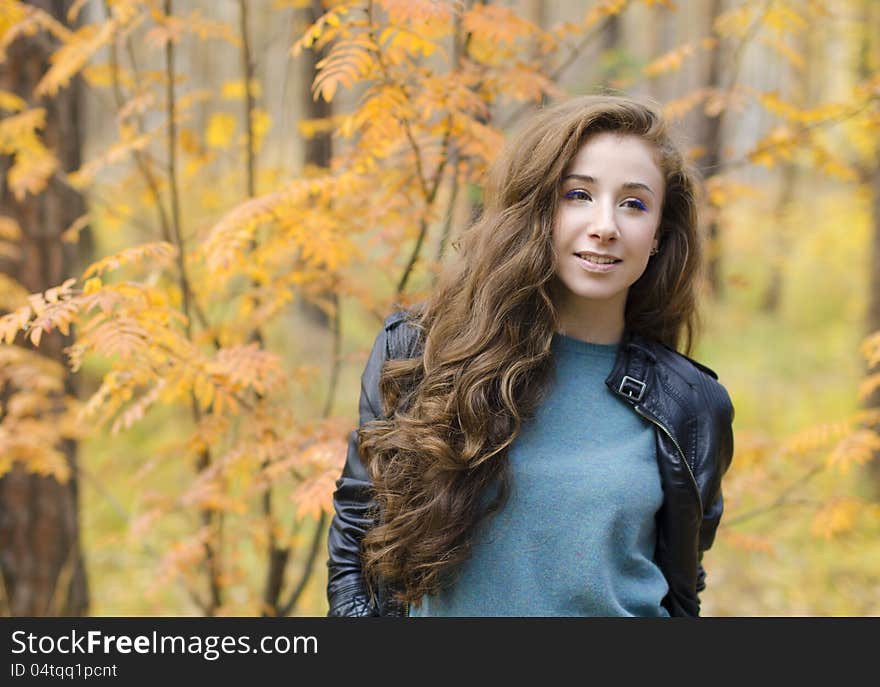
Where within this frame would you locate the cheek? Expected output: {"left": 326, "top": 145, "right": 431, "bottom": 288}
{"left": 549, "top": 220, "right": 564, "bottom": 255}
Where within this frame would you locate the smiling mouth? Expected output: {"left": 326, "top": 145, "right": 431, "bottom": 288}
{"left": 574, "top": 253, "right": 621, "bottom": 264}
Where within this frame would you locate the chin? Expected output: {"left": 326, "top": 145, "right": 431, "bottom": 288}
{"left": 555, "top": 273, "right": 631, "bottom": 306}
{"left": 564, "top": 277, "right": 621, "bottom": 299}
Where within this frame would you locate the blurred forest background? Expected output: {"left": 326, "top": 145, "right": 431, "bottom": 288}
{"left": 0, "top": 0, "right": 878, "bottom": 617}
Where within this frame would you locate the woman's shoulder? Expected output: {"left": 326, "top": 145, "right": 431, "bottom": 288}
{"left": 381, "top": 308, "right": 423, "bottom": 360}
{"left": 659, "top": 344, "right": 719, "bottom": 381}
{"left": 382, "top": 310, "right": 410, "bottom": 330}
{"left": 644, "top": 339, "right": 734, "bottom": 422}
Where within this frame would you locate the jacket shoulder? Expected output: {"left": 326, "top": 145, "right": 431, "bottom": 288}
{"left": 627, "top": 333, "right": 718, "bottom": 383}
{"left": 659, "top": 344, "right": 718, "bottom": 381}
{"left": 653, "top": 343, "right": 734, "bottom": 422}
{"left": 382, "top": 309, "right": 423, "bottom": 360}
{"left": 382, "top": 310, "right": 410, "bottom": 331}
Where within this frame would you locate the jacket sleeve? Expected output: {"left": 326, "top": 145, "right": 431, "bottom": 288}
{"left": 325, "top": 325, "right": 388, "bottom": 617}
{"left": 696, "top": 385, "right": 735, "bottom": 596}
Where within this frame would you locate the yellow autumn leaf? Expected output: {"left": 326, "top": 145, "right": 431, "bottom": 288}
{"left": 221, "top": 79, "right": 263, "bottom": 100}
{"left": 313, "top": 35, "right": 377, "bottom": 102}
{"left": 4, "top": 108, "right": 45, "bottom": 145}
{"left": 272, "top": 0, "right": 313, "bottom": 8}
{"left": 811, "top": 499, "right": 863, "bottom": 540}
{"left": 0, "top": 0, "right": 27, "bottom": 40}
{"left": 82, "top": 62, "right": 116, "bottom": 88}
{"left": 781, "top": 420, "right": 850, "bottom": 457}
{"left": 82, "top": 241, "right": 177, "bottom": 279}
{"left": 0, "top": 305, "right": 32, "bottom": 344}
{"left": 206, "top": 112, "right": 237, "bottom": 149}
{"left": 664, "top": 90, "right": 710, "bottom": 121}
{"left": 183, "top": 155, "right": 211, "bottom": 181}
{"left": 0, "top": 90, "right": 26, "bottom": 112}
{"left": 706, "top": 177, "right": 727, "bottom": 206}
{"left": 382, "top": 27, "right": 439, "bottom": 60}
{"left": 0, "top": 273, "right": 29, "bottom": 311}
{"left": 297, "top": 116, "right": 335, "bottom": 139}
{"left": 764, "top": 5, "right": 807, "bottom": 34}
{"left": 723, "top": 530, "right": 776, "bottom": 555}
{"left": 818, "top": 157, "right": 858, "bottom": 182}
{"left": 61, "top": 213, "right": 91, "bottom": 243}
{"left": 761, "top": 34, "right": 805, "bottom": 70}
{"left": 714, "top": 4, "right": 754, "bottom": 37}
{"left": 67, "top": 132, "right": 151, "bottom": 189}
{"left": 29, "top": 325, "right": 44, "bottom": 347}
{"left": 828, "top": 430, "right": 880, "bottom": 475}
{"left": 0, "top": 216, "right": 22, "bottom": 240}
{"left": 643, "top": 43, "right": 694, "bottom": 77}
{"left": 290, "top": 469, "right": 339, "bottom": 521}
{"left": 8, "top": 149, "right": 58, "bottom": 201}
{"left": 7, "top": 444, "right": 71, "bottom": 482}
{"left": 859, "top": 331, "right": 880, "bottom": 364}
{"left": 749, "top": 149, "right": 775, "bottom": 168}
{"left": 193, "top": 374, "right": 215, "bottom": 411}
{"left": 35, "top": 19, "right": 119, "bottom": 98}
{"left": 582, "top": 0, "right": 627, "bottom": 30}
{"left": 179, "top": 128, "right": 201, "bottom": 155}
{"left": 83, "top": 277, "right": 102, "bottom": 295}
{"left": 251, "top": 109, "right": 271, "bottom": 148}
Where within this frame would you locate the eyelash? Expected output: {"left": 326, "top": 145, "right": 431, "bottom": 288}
{"left": 563, "top": 189, "right": 648, "bottom": 212}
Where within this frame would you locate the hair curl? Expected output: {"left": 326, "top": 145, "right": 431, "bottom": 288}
{"left": 358, "top": 94, "right": 703, "bottom": 608}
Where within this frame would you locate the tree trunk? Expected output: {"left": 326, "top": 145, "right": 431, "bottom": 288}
{"left": 760, "top": 22, "right": 812, "bottom": 313}
{"left": 296, "top": 0, "right": 334, "bottom": 329}
{"left": 697, "top": 0, "right": 725, "bottom": 298}
{"left": 0, "top": 0, "right": 89, "bottom": 616}
{"left": 860, "top": 0, "right": 880, "bottom": 492}
{"left": 759, "top": 161, "right": 795, "bottom": 312}
{"left": 868, "top": 150, "right": 880, "bottom": 494}
{"left": 300, "top": 0, "right": 332, "bottom": 174}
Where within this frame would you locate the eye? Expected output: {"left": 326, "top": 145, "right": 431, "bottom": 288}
{"left": 564, "top": 189, "right": 591, "bottom": 201}
{"left": 622, "top": 198, "right": 648, "bottom": 212}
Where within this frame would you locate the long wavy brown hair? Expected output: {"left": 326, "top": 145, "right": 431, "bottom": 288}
{"left": 358, "top": 94, "right": 703, "bottom": 608}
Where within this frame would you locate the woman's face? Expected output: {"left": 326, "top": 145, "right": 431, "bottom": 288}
{"left": 551, "top": 132, "right": 665, "bottom": 323}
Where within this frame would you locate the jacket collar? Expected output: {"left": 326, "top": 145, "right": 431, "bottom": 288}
{"left": 604, "top": 331, "right": 659, "bottom": 407}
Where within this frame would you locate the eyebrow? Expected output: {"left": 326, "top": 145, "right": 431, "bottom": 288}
{"left": 561, "top": 174, "right": 655, "bottom": 197}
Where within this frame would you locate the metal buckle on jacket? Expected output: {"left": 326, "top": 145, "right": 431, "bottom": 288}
{"left": 619, "top": 375, "right": 646, "bottom": 402}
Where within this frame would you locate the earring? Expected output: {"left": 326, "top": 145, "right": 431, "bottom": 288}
{"left": 650, "top": 246, "right": 659, "bottom": 256}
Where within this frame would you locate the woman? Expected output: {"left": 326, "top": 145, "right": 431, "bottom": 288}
{"left": 326, "top": 94, "right": 735, "bottom": 617}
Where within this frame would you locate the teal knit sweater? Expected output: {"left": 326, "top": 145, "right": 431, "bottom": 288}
{"left": 408, "top": 333, "right": 670, "bottom": 617}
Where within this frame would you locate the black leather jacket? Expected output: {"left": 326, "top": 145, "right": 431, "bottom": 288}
{"left": 326, "top": 310, "right": 735, "bottom": 617}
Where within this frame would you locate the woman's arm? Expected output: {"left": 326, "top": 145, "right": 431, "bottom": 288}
{"left": 696, "top": 385, "right": 735, "bottom": 597}
{"left": 325, "top": 326, "right": 389, "bottom": 617}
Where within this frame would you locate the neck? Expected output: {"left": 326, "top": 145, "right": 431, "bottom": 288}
{"left": 555, "top": 294, "right": 626, "bottom": 345}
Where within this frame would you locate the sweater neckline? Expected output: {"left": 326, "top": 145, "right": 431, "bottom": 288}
{"left": 551, "top": 332, "right": 620, "bottom": 358}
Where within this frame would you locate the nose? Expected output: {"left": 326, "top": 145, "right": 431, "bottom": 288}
{"left": 590, "top": 200, "right": 619, "bottom": 242}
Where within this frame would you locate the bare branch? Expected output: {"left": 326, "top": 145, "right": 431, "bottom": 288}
{"left": 724, "top": 465, "right": 824, "bottom": 528}
{"left": 279, "top": 512, "right": 328, "bottom": 616}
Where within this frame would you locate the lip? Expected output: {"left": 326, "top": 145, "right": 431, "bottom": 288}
{"left": 573, "top": 252, "right": 621, "bottom": 273}
{"left": 575, "top": 251, "right": 620, "bottom": 261}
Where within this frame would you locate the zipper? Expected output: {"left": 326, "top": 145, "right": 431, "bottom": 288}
{"left": 634, "top": 404, "right": 702, "bottom": 513}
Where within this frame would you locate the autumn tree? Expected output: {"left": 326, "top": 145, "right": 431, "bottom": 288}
{"left": 0, "top": 0, "right": 89, "bottom": 616}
